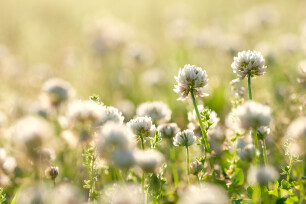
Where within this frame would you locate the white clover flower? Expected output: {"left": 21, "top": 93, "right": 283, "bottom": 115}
{"left": 247, "top": 165, "right": 279, "bottom": 186}
{"left": 157, "top": 123, "right": 180, "bottom": 139}
{"left": 67, "top": 100, "right": 103, "bottom": 126}
{"left": 190, "top": 160, "right": 204, "bottom": 175}
{"left": 135, "top": 149, "right": 164, "bottom": 173}
{"left": 97, "top": 123, "right": 135, "bottom": 158}
{"left": 174, "top": 64, "right": 209, "bottom": 100}
{"left": 177, "top": 184, "right": 230, "bottom": 204}
{"left": 100, "top": 106, "right": 124, "bottom": 126}
{"left": 173, "top": 129, "right": 197, "bottom": 147}
{"left": 284, "top": 117, "right": 306, "bottom": 155}
{"left": 231, "top": 50, "right": 267, "bottom": 83}
{"left": 136, "top": 101, "right": 171, "bottom": 124}
{"left": 42, "top": 78, "right": 75, "bottom": 106}
{"left": 0, "top": 148, "right": 17, "bottom": 173}
{"left": 112, "top": 149, "right": 135, "bottom": 169}
{"left": 237, "top": 101, "right": 272, "bottom": 129}
{"left": 238, "top": 143, "right": 256, "bottom": 162}
{"left": 188, "top": 105, "right": 219, "bottom": 130}
{"left": 49, "top": 184, "right": 84, "bottom": 204}
{"left": 103, "top": 183, "right": 143, "bottom": 204}
{"left": 11, "top": 116, "right": 53, "bottom": 158}
{"left": 127, "top": 116, "right": 156, "bottom": 137}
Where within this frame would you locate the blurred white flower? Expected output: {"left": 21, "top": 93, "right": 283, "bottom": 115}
{"left": 112, "top": 149, "right": 135, "bottom": 169}
{"left": 103, "top": 183, "right": 143, "bottom": 204}
{"left": 189, "top": 160, "right": 204, "bottom": 175}
{"left": 42, "top": 78, "right": 75, "bottom": 106}
{"left": 297, "top": 60, "right": 306, "bottom": 85}
{"left": 115, "top": 100, "right": 135, "bottom": 121}
{"left": 100, "top": 106, "right": 124, "bottom": 126}
{"left": 247, "top": 165, "right": 279, "bottom": 186}
{"left": 127, "top": 116, "right": 156, "bottom": 137}
{"left": 157, "top": 123, "right": 180, "bottom": 139}
{"left": 135, "top": 149, "right": 164, "bottom": 173}
{"left": 136, "top": 101, "right": 171, "bottom": 124}
{"left": 237, "top": 101, "right": 272, "bottom": 129}
{"left": 0, "top": 148, "right": 17, "bottom": 173}
{"left": 173, "top": 129, "right": 197, "bottom": 147}
{"left": 238, "top": 143, "right": 256, "bottom": 162}
{"left": 174, "top": 64, "right": 209, "bottom": 100}
{"left": 49, "top": 184, "right": 84, "bottom": 204}
{"left": 284, "top": 117, "right": 306, "bottom": 155}
{"left": 11, "top": 116, "right": 53, "bottom": 158}
{"left": 177, "top": 183, "right": 230, "bottom": 204}
{"left": 67, "top": 100, "right": 103, "bottom": 126}
{"left": 97, "top": 122, "right": 135, "bottom": 158}
{"left": 231, "top": 50, "right": 266, "bottom": 83}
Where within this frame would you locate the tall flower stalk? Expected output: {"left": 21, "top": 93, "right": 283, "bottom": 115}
{"left": 232, "top": 50, "right": 269, "bottom": 167}
{"left": 174, "top": 64, "right": 213, "bottom": 170}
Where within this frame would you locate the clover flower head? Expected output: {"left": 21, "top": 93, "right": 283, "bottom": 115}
{"left": 237, "top": 101, "right": 272, "bottom": 129}
{"left": 190, "top": 160, "right": 204, "bottom": 175}
{"left": 136, "top": 101, "right": 171, "bottom": 124}
{"left": 231, "top": 50, "right": 267, "bottom": 83}
{"left": 177, "top": 184, "right": 230, "bottom": 204}
{"left": 127, "top": 116, "right": 156, "bottom": 137}
{"left": 174, "top": 64, "right": 209, "bottom": 100}
{"left": 247, "top": 165, "right": 279, "bottom": 186}
{"left": 100, "top": 106, "right": 124, "bottom": 126}
{"left": 135, "top": 149, "right": 164, "bottom": 173}
{"left": 103, "top": 183, "right": 143, "bottom": 204}
{"left": 157, "top": 123, "right": 180, "bottom": 139}
{"left": 173, "top": 129, "right": 197, "bottom": 147}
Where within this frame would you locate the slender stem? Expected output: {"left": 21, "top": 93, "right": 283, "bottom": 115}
{"left": 287, "top": 155, "right": 293, "bottom": 182}
{"left": 170, "top": 143, "right": 179, "bottom": 187}
{"left": 115, "top": 168, "right": 125, "bottom": 183}
{"left": 53, "top": 178, "right": 56, "bottom": 187}
{"left": 139, "top": 135, "right": 145, "bottom": 150}
{"left": 253, "top": 128, "right": 260, "bottom": 165}
{"left": 248, "top": 74, "right": 252, "bottom": 100}
{"left": 261, "top": 139, "right": 268, "bottom": 167}
{"left": 190, "top": 90, "right": 211, "bottom": 153}
{"left": 186, "top": 146, "right": 190, "bottom": 175}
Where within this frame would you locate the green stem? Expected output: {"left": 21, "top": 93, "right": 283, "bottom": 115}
{"left": 186, "top": 146, "right": 190, "bottom": 175}
{"left": 190, "top": 90, "right": 211, "bottom": 153}
{"left": 248, "top": 74, "right": 253, "bottom": 100}
{"left": 253, "top": 128, "right": 260, "bottom": 165}
{"left": 170, "top": 144, "right": 179, "bottom": 187}
{"left": 287, "top": 155, "right": 293, "bottom": 182}
{"left": 139, "top": 135, "right": 145, "bottom": 150}
{"left": 261, "top": 139, "right": 268, "bottom": 167}
{"left": 53, "top": 178, "right": 56, "bottom": 187}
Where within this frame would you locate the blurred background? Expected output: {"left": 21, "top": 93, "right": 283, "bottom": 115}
{"left": 0, "top": 0, "right": 305, "bottom": 126}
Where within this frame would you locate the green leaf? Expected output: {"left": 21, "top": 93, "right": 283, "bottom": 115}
{"left": 233, "top": 168, "right": 244, "bottom": 186}
{"left": 281, "top": 180, "right": 290, "bottom": 190}
{"left": 247, "top": 186, "right": 254, "bottom": 198}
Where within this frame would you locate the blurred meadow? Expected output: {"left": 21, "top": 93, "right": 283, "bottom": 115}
{"left": 0, "top": 0, "right": 305, "bottom": 203}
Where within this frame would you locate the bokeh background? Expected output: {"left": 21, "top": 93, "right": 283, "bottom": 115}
{"left": 0, "top": 0, "right": 305, "bottom": 126}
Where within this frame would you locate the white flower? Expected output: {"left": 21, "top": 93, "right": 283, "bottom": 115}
{"left": 42, "top": 78, "right": 75, "bottom": 106}
{"left": 247, "top": 165, "right": 279, "bottom": 186}
{"left": 100, "top": 106, "right": 124, "bottom": 126}
{"left": 11, "top": 116, "right": 53, "bottom": 158}
{"left": 49, "top": 184, "right": 84, "bottom": 204}
{"left": 190, "top": 160, "right": 204, "bottom": 175}
{"left": 284, "top": 117, "right": 306, "bottom": 155}
{"left": 174, "top": 64, "right": 209, "bottom": 100}
{"left": 136, "top": 101, "right": 171, "bottom": 124}
{"left": 97, "top": 123, "right": 135, "bottom": 158}
{"left": 173, "top": 129, "right": 197, "bottom": 147}
{"left": 0, "top": 148, "right": 17, "bottom": 173}
{"left": 177, "top": 184, "right": 230, "bottom": 204}
{"left": 238, "top": 143, "right": 256, "bottom": 162}
{"left": 237, "top": 101, "right": 272, "bottom": 129}
{"left": 231, "top": 50, "right": 267, "bottom": 83}
{"left": 297, "top": 60, "right": 306, "bottom": 84}
{"left": 157, "top": 123, "right": 180, "bottom": 139}
{"left": 67, "top": 100, "right": 103, "bottom": 126}
{"left": 112, "top": 149, "right": 135, "bottom": 169}
{"left": 135, "top": 149, "right": 164, "bottom": 173}
{"left": 127, "top": 116, "right": 156, "bottom": 137}
{"left": 103, "top": 184, "right": 143, "bottom": 204}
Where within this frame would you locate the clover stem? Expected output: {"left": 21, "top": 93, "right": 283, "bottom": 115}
{"left": 248, "top": 73, "right": 253, "bottom": 100}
